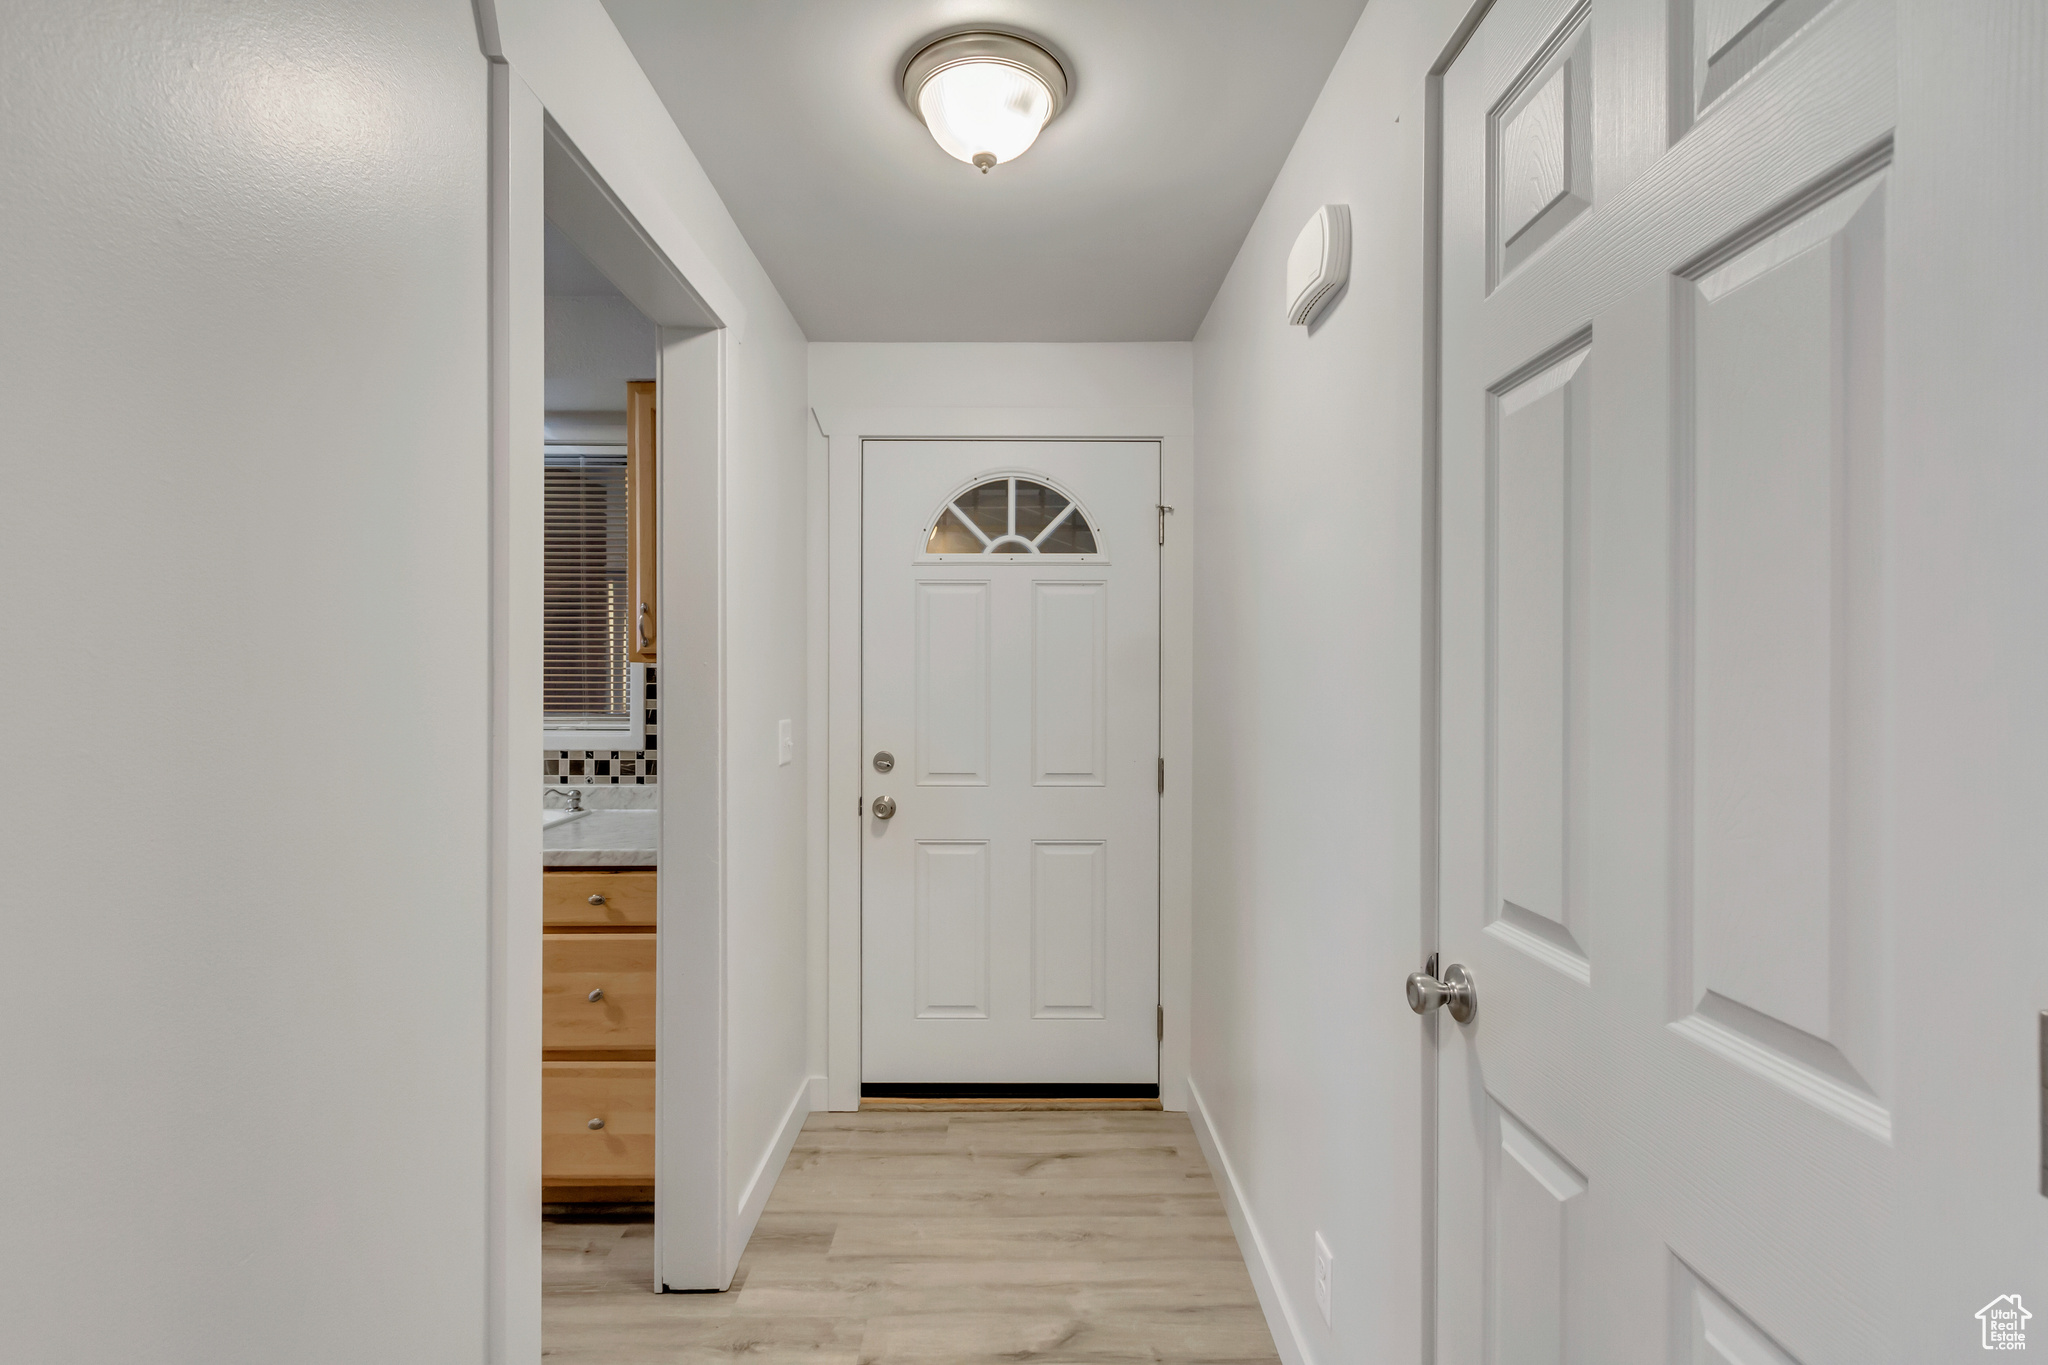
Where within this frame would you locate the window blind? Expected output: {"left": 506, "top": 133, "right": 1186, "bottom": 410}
{"left": 543, "top": 447, "right": 632, "bottom": 732}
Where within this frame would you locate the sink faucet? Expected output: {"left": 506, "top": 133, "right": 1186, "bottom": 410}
{"left": 544, "top": 786, "right": 585, "bottom": 812}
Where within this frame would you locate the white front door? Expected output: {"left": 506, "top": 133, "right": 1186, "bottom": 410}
{"left": 862, "top": 440, "right": 1160, "bottom": 1089}
{"left": 1437, "top": 1, "right": 1898, "bottom": 1361}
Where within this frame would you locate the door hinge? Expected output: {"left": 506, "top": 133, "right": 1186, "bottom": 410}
{"left": 1157, "top": 504, "right": 1175, "bottom": 546}
{"left": 1157, "top": 757, "right": 1165, "bottom": 794}
{"left": 1157, "top": 1004, "right": 1165, "bottom": 1041}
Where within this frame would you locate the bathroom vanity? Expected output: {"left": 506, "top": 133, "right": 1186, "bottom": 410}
{"left": 541, "top": 800, "right": 657, "bottom": 1203}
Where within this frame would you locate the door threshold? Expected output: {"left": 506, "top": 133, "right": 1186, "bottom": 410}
{"left": 858, "top": 1095, "right": 1163, "bottom": 1112}
{"left": 863, "top": 1082, "right": 1158, "bottom": 1098}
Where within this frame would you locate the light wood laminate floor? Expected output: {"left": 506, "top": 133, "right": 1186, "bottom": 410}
{"left": 543, "top": 1109, "right": 1281, "bottom": 1363}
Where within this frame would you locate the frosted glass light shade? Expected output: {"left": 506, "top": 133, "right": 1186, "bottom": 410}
{"left": 919, "top": 63, "right": 1052, "bottom": 168}
{"left": 902, "top": 32, "right": 1068, "bottom": 173}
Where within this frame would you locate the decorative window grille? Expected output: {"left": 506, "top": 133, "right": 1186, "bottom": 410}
{"left": 925, "top": 475, "right": 1099, "bottom": 554}
{"left": 544, "top": 447, "right": 632, "bottom": 732}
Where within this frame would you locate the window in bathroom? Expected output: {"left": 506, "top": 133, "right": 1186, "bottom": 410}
{"left": 543, "top": 445, "right": 641, "bottom": 743}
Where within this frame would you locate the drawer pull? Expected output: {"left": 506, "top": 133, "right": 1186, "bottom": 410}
{"left": 588, "top": 988, "right": 605, "bottom": 1003}
{"left": 588, "top": 894, "right": 606, "bottom": 905}
{"left": 588, "top": 1117, "right": 605, "bottom": 1130}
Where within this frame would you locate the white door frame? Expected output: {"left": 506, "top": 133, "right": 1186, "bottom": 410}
{"left": 817, "top": 408, "right": 1195, "bottom": 1112}
{"left": 1417, "top": 4, "right": 1493, "bottom": 1352}
{"left": 483, "top": 53, "right": 740, "bottom": 1344}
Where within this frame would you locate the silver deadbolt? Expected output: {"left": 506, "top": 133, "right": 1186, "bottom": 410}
{"left": 871, "top": 795, "right": 897, "bottom": 819}
{"left": 1407, "top": 962, "right": 1477, "bottom": 1023}
{"left": 873, "top": 750, "right": 895, "bottom": 773}
{"left": 588, "top": 988, "right": 604, "bottom": 1003}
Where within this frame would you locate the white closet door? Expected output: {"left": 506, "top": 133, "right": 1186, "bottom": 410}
{"left": 1436, "top": 1, "right": 1900, "bottom": 1360}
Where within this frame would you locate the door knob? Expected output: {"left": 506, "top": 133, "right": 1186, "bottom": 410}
{"left": 1407, "top": 962, "right": 1476, "bottom": 1023}
{"left": 588, "top": 1117, "right": 605, "bottom": 1130}
{"left": 871, "top": 795, "right": 897, "bottom": 819}
{"left": 588, "top": 894, "right": 606, "bottom": 905}
{"left": 588, "top": 988, "right": 605, "bottom": 1003}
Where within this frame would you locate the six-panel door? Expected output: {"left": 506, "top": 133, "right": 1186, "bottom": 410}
{"left": 862, "top": 441, "right": 1161, "bottom": 1086}
{"left": 1436, "top": 0, "right": 1898, "bottom": 1361}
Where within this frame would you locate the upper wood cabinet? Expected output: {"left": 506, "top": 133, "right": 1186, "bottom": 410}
{"left": 627, "top": 379, "right": 656, "bottom": 662}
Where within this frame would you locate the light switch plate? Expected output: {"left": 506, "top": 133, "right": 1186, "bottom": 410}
{"left": 777, "top": 718, "right": 793, "bottom": 766}
{"left": 1313, "top": 1231, "right": 1333, "bottom": 1326}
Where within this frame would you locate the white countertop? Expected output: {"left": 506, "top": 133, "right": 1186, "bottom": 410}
{"left": 542, "top": 795, "right": 658, "bottom": 867}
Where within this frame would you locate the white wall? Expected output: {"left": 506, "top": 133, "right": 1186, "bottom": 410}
{"left": 1187, "top": 3, "right": 1460, "bottom": 1362}
{"left": 806, "top": 342, "right": 1194, "bottom": 1101}
{"left": 0, "top": 0, "right": 819, "bottom": 1348}
{"left": 809, "top": 343, "right": 1193, "bottom": 413}
{"left": 488, "top": 0, "right": 816, "bottom": 1272}
{"left": 0, "top": 1, "right": 493, "bottom": 1359}
{"left": 545, "top": 294, "right": 657, "bottom": 414}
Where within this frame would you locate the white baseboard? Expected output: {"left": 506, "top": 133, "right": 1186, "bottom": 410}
{"left": 1186, "top": 1077, "right": 1313, "bottom": 1365}
{"left": 728, "top": 1074, "right": 819, "bottom": 1268}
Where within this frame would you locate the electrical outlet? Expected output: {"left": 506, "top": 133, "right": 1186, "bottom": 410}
{"left": 777, "top": 719, "right": 793, "bottom": 766}
{"left": 1313, "top": 1231, "right": 1334, "bottom": 1327}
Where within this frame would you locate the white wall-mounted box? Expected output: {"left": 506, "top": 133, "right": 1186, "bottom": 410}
{"left": 1285, "top": 204, "right": 1350, "bottom": 326}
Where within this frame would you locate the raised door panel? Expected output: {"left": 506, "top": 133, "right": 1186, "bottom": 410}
{"left": 1682, "top": 0, "right": 1837, "bottom": 118}
{"left": 1032, "top": 580, "right": 1109, "bottom": 786}
{"left": 1492, "top": 7, "right": 1591, "bottom": 283}
{"left": 1669, "top": 1259, "right": 1803, "bottom": 1365}
{"left": 1676, "top": 168, "right": 1891, "bottom": 1139}
{"left": 916, "top": 580, "right": 991, "bottom": 786}
{"left": 915, "top": 841, "right": 989, "bottom": 1019}
{"left": 1031, "top": 841, "right": 1107, "bottom": 1019}
{"left": 1489, "top": 1103, "right": 1588, "bottom": 1365}
{"left": 1491, "top": 344, "right": 1592, "bottom": 981}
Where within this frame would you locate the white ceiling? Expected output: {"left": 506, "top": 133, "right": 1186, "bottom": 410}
{"left": 600, "top": 0, "right": 1367, "bottom": 342}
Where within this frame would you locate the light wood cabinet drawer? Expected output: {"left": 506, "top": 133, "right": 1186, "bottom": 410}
{"left": 543, "top": 869, "right": 656, "bottom": 928}
{"left": 542, "top": 1061, "right": 654, "bottom": 1185}
{"left": 543, "top": 933, "right": 655, "bottom": 1051}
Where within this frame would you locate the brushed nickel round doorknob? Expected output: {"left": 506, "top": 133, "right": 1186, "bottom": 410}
{"left": 588, "top": 988, "right": 604, "bottom": 1003}
{"left": 588, "top": 1117, "right": 605, "bottom": 1130}
{"left": 871, "top": 795, "right": 897, "bottom": 819}
{"left": 1407, "top": 963, "right": 1477, "bottom": 1024}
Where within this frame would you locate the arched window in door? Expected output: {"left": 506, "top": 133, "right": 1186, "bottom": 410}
{"left": 924, "top": 474, "right": 1100, "bottom": 555}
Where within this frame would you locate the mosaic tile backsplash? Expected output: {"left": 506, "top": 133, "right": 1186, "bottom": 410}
{"left": 545, "top": 666, "right": 657, "bottom": 784}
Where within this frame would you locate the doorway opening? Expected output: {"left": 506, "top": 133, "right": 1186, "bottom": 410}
{"left": 538, "top": 218, "right": 661, "bottom": 1219}
{"left": 488, "top": 76, "right": 733, "bottom": 1328}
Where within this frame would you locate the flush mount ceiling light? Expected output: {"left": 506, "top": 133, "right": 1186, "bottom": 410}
{"left": 901, "top": 31, "right": 1068, "bottom": 173}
